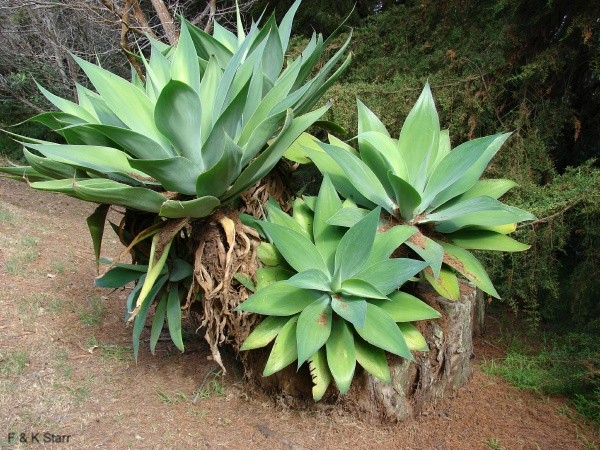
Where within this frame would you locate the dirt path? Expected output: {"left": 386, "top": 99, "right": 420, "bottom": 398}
{"left": 0, "top": 178, "right": 598, "bottom": 450}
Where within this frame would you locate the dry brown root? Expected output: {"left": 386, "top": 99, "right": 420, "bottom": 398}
{"left": 187, "top": 211, "right": 262, "bottom": 373}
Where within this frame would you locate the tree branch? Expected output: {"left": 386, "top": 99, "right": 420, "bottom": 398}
{"left": 149, "top": 0, "right": 179, "bottom": 44}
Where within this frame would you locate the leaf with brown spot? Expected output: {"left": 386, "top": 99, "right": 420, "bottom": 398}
{"left": 438, "top": 240, "right": 500, "bottom": 298}
{"left": 296, "top": 295, "right": 332, "bottom": 368}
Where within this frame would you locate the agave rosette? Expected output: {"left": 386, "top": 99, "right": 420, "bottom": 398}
{"left": 237, "top": 176, "right": 439, "bottom": 399}
{"left": 0, "top": 0, "right": 353, "bottom": 357}
{"left": 293, "top": 84, "right": 535, "bottom": 300}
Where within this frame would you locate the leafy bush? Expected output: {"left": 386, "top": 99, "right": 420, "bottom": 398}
{"left": 290, "top": 84, "right": 534, "bottom": 301}
{"left": 0, "top": 0, "right": 352, "bottom": 357}
{"left": 238, "top": 176, "right": 439, "bottom": 399}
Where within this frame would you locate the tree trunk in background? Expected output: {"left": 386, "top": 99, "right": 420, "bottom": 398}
{"left": 149, "top": 0, "right": 179, "bottom": 44}
{"left": 244, "top": 282, "right": 479, "bottom": 422}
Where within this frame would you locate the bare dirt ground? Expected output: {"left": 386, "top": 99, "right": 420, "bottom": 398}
{"left": 0, "top": 177, "right": 598, "bottom": 450}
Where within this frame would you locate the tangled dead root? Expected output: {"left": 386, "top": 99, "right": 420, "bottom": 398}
{"left": 188, "top": 169, "right": 294, "bottom": 373}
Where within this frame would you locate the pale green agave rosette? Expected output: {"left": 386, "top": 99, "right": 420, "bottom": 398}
{"left": 0, "top": 0, "right": 352, "bottom": 358}
{"left": 291, "top": 84, "right": 536, "bottom": 301}
{"left": 236, "top": 176, "right": 440, "bottom": 400}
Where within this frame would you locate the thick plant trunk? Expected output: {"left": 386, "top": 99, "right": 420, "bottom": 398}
{"left": 244, "top": 282, "right": 480, "bottom": 422}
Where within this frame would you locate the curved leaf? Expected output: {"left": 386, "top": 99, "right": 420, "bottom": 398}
{"left": 159, "top": 196, "right": 220, "bottom": 219}
{"left": 263, "top": 315, "right": 298, "bottom": 377}
{"left": 398, "top": 323, "right": 428, "bottom": 351}
{"left": 448, "top": 229, "right": 530, "bottom": 252}
{"left": 236, "top": 281, "right": 322, "bottom": 316}
{"left": 371, "top": 291, "right": 441, "bottom": 322}
{"left": 438, "top": 241, "right": 500, "bottom": 298}
{"left": 331, "top": 295, "right": 367, "bottom": 329}
{"left": 325, "top": 318, "right": 356, "bottom": 394}
{"left": 154, "top": 80, "right": 202, "bottom": 167}
{"left": 354, "top": 304, "right": 413, "bottom": 360}
{"left": 166, "top": 284, "right": 184, "bottom": 352}
{"left": 423, "top": 266, "right": 460, "bottom": 301}
{"left": 241, "top": 316, "right": 290, "bottom": 350}
{"left": 354, "top": 336, "right": 390, "bottom": 383}
{"left": 354, "top": 258, "right": 428, "bottom": 295}
{"left": 150, "top": 294, "right": 167, "bottom": 355}
{"left": 297, "top": 295, "right": 333, "bottom": 367}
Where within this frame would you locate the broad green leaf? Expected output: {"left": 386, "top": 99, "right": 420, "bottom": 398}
{"left": 261, "top": 222, "right": 329, "bottom": 275}
{"left": 170, "top": 258, "right": 193, "bottom": 282}
{"left": 326, "top": 206, "right": 370, "bottom": 228}
{"left": 331, "top": 295, "right": 367, "bottom": 329}
{"left": 334, "top": 207, "right": 381, "bottom": 280}
{"left": 397, "top": 83, "right": 440, "bottom": 193}
{"left": 72, "top": 55, "right": 168, "bottom": 147}
{"left": 422, "top": 133, "right": 511, "bottom": 209}
{"left": 159, "top": 196, "right": 220, "bottom": 219}
{"left": 70, "top": 179, "right": 166, "bottom": 213}
{"left": 372, "top": 291, "right": 441, "bottom": 322}
{"left": 213, "top": 21, "right": 238, "bottom": 52}
{"left": 432, "top": 198, "right": 536, "bottom": 233}
{"left": 30, "top": 178, "right": 79, "bottom": 195}
{"left": 195, "top": 134, "right": 243, "bottom": 198}
{"left": 354, "top": 304, "right": 413, "bottom": 360}
{"left": 358, "top": 130, "right": 409, "bottom": 181}
{"left": 292, "top": 198, "right": 314, "bottom": 241}
{"left": 354, "top": 336, "right": 390, "bottom": 383}
{"left": 452, "top": 179, "right": 518, "bottom": 203}
{"left": 308, "top": 347, "right": 332, "bottom": 401}
{"left": 23, "top": 147, "right": 81, "bottom": 180}
{"left": 0, "top": 165, "right": 49, "bottom": 182}
{"left": 262, "top": 23, "right": 284, "bottom": 83}
{"left": 95, "top": 266, "right": 145, "bottom": 288}
{"left": 366, "top": 225, "right": 417, "bottom": 266}
{"left": 184, "top": 18, "right": 233, "bottom": 69}
{"left": 323, "top": 143, "right": 396, "bottom": 213}
{"left": 198, "top": 56, "right": 223, "bottom": 142}
{"left": 283, "top": 132, "right": 320, "bottom": 164}
{"left": 448, "top": 229, "right": 530, "bottom": 252}
{"left": 405, "top": 231, "right": 444, "bottom": 279}
{"left": 278, "top": 0, "right": 301, "bottom": 51}
{"left": 325, "top": 318, "right": 356, "bottom": 394}
{"left": 354, "top": 258, "right": 428, "bottom": 295}
{"left": 86, "top": 124, "right": 172, "bottom": 159}
{"left": 266, "top": 199, "right": 311, "bottom": 240}
{"left": 287, "top": 270, "right": 331, "bottom": 291}
{"left": 36, "top": 82, "right": 98, "bottom": 123}
{"left": 425, "top": 196, "right": 514, "bottom": 223}
{"left": 388, "top": 171, "right": 421, "bottom": 221}
{"left": 398, "top": 323, "right": 428, "bottom": 351}
{"left": 236, "top": 281, "right": 322, "bottom": 316}
{"left": 357, "top": 99, "right": 390, "bottom": 136}
{"left": 255, "top": 267, "right": 293, "bottom": 291}
{"left": 303, "top": 145, "right": 374, "bottom": 209}
{"left": 313, "top": 175, "right": 344, "bottom": 273}
{"left": 438, "top": 241, "right": 500, "bottom": 298}
{"left": 166, "top": 284, "right": 184, "bottom": 352}
{"left": 24, "top": 143, "right": 147, "bottom": 179}
{"left": 86, "top": 204, "right": 109, "bottom": 272}
{"left": 241, "top": 110, "right": 288, "bottom": 165}
{"left": 328, "top": 134, "right": 358, "bottom": 156}
{"left": 297, "top": 295, "right": 333, "bottom": 367}
{"left": 234, "top": 273, "right": 256, "bottom": 292}
{"left": 241, "top": 316, "right": 290, "bottom": 350}
{"left": 171, "top": 21, "right": 202, "bottom": 95}
{"left": 154, "top": 80, "right": 202, "bottom": 167}
{"left": 431, "top": 129, "right": 451, "bottom": 170}
{"left": 340, "top": 279, "right": 388, "bottom": 300}
{"left": 256, "top": 243, "right": 285, "bottom": 267}
{"left": 423, "top": 266, "right": 460, "bottom": 301}
{"left": 150, "top": 294, "right": 167, "bottom": 355}
{"left": 263, "top": 315, "right": 298, "bottom": 376}
{"left": 130, "top": 156, "right": 198, "bottom": 196}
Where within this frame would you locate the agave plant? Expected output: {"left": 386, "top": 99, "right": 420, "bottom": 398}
{"left": 0, "top": 0, "right": 352, "bottom": 357}
{"left": 237, "top": 176, "right": 440, "bottom": 400}
{"left": 291, "top": 84, "right": 535, "bottom": 300}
